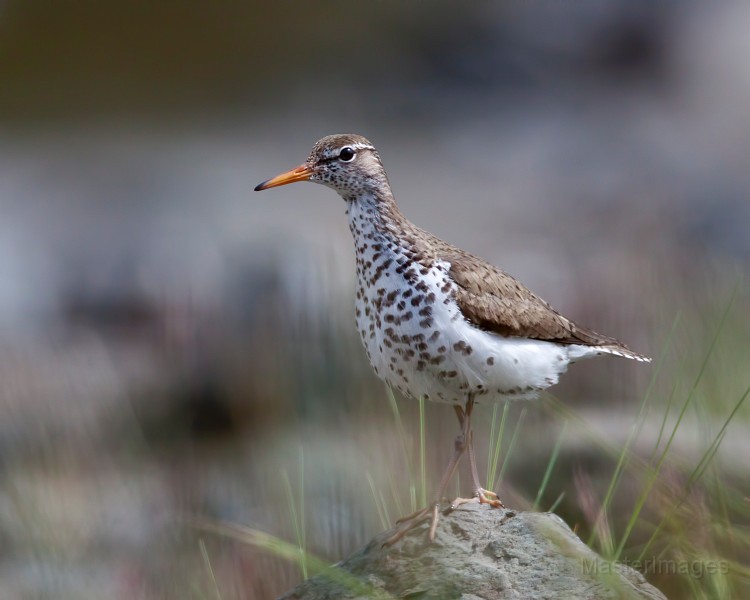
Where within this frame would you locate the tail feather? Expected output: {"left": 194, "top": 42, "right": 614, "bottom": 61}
{"left": 597, "top": 345, "right": 651, "bottom": 362}
{"left": 568, "top": 343, "right": 651, "bottom": 363}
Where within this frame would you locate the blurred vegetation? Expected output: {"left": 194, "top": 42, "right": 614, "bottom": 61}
{"left": 1, "top": 1, "right": 749, "bottom": 599}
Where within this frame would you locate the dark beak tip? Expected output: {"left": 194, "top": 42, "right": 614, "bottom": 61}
{"left": 254, "top": 181, "right": 267, "bottom": 192}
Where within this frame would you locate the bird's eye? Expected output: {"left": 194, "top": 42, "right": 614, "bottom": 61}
{"left": 339, "top": 147, "right": 356, "bottom": 162}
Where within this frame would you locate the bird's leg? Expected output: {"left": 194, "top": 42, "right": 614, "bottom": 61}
{"left": 450, "top": 395, "right": 504, "bottom": 510}
{"left": 382, "top": 405, "right": 469, "bottom": 547}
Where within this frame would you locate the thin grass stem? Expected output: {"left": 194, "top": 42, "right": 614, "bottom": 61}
{"left": 588, "top": 314, "right": 680, "bottom": 548}
{"left": 487, "top": 401, "right": 509, "bottom": 492}
{"left": 615, "top": 286, "right": 738, "bottom": 561}
{"left": 497, "top": 407, "right": 527, "bottom": 486}
{"left": 533, "top": 421, "right": 567, "bottom": 511}
{"left": 419, "top": 396, "right": 427, "bottom": 508}
{"left": 199, "top": 538, "right": 223, "bottom": 600}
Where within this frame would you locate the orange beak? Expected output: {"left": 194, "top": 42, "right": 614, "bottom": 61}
{"left": 254, "top": 164, "right": 313, "bottom": 191}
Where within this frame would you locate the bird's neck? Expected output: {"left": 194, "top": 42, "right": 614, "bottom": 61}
{"left": 346, "top": 190, "right": 411, "bottom": 248}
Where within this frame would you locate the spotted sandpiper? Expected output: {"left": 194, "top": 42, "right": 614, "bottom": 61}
{"left": 255, "top": 134, "right": 650, "bottom": 544}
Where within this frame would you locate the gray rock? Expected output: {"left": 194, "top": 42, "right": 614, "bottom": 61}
{"left": 279, "top": 503, "right": 666, "bottom": 600}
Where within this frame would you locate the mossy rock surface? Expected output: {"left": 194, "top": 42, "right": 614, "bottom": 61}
{"left": 280, "top": 503, "right": 666, "bottom": 600}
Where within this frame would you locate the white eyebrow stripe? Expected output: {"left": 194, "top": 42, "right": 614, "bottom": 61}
{"left": 348, "top": 143, "right": 375, "bottom": 151}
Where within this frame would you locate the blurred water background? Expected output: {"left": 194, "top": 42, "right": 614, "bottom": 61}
{"left": 1, "top": 1, "right": 749, "bottom": 598}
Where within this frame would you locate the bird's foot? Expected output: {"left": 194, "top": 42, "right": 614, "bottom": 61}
{"left": 450, "top": 488, "right": 504, "bottom": 510}
{"left": 477, "top": 487, "right": 504, "bottom": 508}
{"left": 381, "top": 503, "right": 441, "bottom": 547}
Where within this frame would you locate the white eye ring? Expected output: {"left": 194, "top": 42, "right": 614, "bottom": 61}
{"left": 339, "top": 146, "right": 356, "bottom": 162}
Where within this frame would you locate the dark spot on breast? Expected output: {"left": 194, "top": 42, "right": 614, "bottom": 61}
{"left": 486, "top": 356, "right": 495, "bottom": 366}
{"left": 419, "top": 318, "right": 434, "bottom": 328}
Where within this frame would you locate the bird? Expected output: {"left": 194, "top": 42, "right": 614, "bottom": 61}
{"left": 255, "top": 133, "right": 650, "bottom": 545}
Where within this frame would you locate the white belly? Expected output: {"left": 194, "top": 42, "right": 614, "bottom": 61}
{"left": 355, "top": 256, "right": 577, "bottom": 404}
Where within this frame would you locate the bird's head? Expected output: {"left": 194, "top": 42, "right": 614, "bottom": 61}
{"left": 254, "top": 134, "right": 390, "bottom": 201}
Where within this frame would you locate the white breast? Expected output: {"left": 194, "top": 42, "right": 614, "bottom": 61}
{"left": 348, "top": 199, "right": 579, "bottom": 404}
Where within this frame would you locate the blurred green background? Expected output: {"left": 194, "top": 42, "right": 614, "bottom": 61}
{"left": 1, "top": 1, "right": 749, "bottom": 598}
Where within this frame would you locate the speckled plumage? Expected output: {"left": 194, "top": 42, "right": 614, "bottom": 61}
{"left": 257, "top": 134, "right": 649, "bottom": 405}
{"left": 296, "top": 134, "right": 648, "bottom": 405}
{"left": 255, "top": 132, "right": 651, "bottom": 541}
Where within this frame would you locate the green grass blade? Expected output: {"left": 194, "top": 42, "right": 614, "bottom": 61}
{"left": 198, "top": 538, "right": 223, "bottom": 600}
{"left": 486, "top": 403, "right": 498, "bottom": 487}
{"left": 497, "top": 407, "right": 527, "bottom": 486}
{"left": 282, "top": 469, "right": 307, "bottom": 579}
{"left": 636, "top": 384, "right": 750, "bottom": 561}
{"left": 191, "top": 518, "right": 394, "bottom": 599}
{"left": 366, "top": 472, "right": 390, "bottom": 531}
{"left": 533, "top": 421, "right": 567, "bottom": 511}
{"left": 419, "top": 395, "right": 427, "bottom": 508}
{"left": 614, "top": 286, "right": 738, "bottom": 561}
{"left": 548, "top": 491, "right": 565, "bottom": 513}
{"left": 386, "top": 385, "right": 419, "bottom": 511}
{"left": 487, "top": 401, "right": 509, "bottom": 492}
{"left": 588, "top": 313, "right": 680, "bottom": 548}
